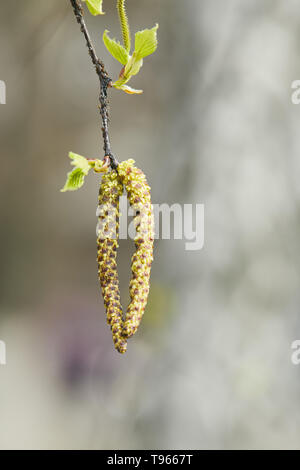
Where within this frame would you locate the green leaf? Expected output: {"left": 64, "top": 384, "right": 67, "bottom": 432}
{"left": 61, "top": 152, "right": 91, "bottom": 192}
{"left": 134, "top": 24, "right": 159, "bottom": 60}
{"left": 61, "top": 168, "right": 86, "bottom": 192}
{"left": 103, "top": 30, "right": 129, "bottom": 65}
{"left": 83, "top": 0, "right": 104, "bottom": 16}
{"left": 104, "top": 23, "right": 158, "bottom": 96}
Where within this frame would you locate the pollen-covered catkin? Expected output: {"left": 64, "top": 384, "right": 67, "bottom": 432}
{"left": 117, "top": 160, "right": 154, "bottom": 338}
{"left": 97, "top": 170, "right": 127, "bottom": 354}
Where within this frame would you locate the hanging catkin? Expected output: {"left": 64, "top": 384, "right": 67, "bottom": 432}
{"left": 97, "top": 170, "right": 127, "bottom": 354}
{"left": 117, "top": 159, "right": 154, "bottom": 338}
{"left": 67, "top": 0, "right": 159, "bottom": 355}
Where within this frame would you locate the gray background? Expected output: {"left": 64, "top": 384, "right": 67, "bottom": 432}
{"left": 0, "top": 0, "right": 300, "bottom": 449}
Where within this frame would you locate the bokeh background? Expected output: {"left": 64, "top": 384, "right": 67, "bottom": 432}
{"left": 1, "top": 0, "right": 300, "bottom": 449}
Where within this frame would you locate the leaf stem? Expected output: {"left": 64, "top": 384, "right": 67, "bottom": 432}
{"left": 117, "top": 0, "right": 131, "bottom": 53}
{"left": 69, "top": 0, "right": 119, "bottom": 169}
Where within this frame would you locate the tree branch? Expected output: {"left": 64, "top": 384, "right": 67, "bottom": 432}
{"left": 70, "top": 0, "right": 119, "bottom": 169}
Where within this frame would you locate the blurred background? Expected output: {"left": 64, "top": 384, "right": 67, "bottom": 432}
{"left": 0, "top": 0, "right": 300, "bottom": 450}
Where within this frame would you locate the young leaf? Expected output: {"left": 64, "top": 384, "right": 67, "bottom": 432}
{"left": 112, "top": 54, "right": 144, "bottom": 94}
{"left": 124, "top": 54, "right": 143, "bottom": 78}
{"left": 61, "top": 168, "right": 86, "bottom": 192}
{"left": 61, "top": 152, "right": 91, "bottom": 192}
{"left": 69, "top": 152, "right": 90, "bottom": 175}
{"left": 103, "top": 30, "right": 129, "bottom": 65}
{"left": 83, "top": 0, "right": 104, "bottom": 16}
{"left": 113, "top": 83, "right": 143, "bottom": 94}
{"left": 134, "top": 24, "right": 159, "bottom": 60}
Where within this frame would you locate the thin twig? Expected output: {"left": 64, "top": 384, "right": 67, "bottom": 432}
{"left": 70, "top": 0, "right": 119, "bottom": 169}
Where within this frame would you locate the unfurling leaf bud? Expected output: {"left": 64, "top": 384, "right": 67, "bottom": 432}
{"left": 117, "top": 160, "right": 154, "bottom": 338}
{"left": 97, "top": 170, "right": 127, "bottom": 354}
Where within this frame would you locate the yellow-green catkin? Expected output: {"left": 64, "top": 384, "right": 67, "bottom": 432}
{"left": 97, "top": 170, "right": 127, "bottom": 354}
{"left": 117, "top": 159, "right": 154, "bottom": 338}
{"left": 117, "top": 0, "right": 131, "bottom": 52}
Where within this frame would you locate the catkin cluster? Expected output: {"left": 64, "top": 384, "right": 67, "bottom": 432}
{"left": 97, "top": 160, "right": 154, "bottom": 353}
